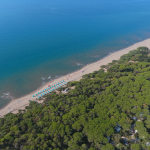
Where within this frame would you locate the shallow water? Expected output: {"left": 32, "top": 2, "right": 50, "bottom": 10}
{"left": 0, "top": 0, "right": 150, "bottom": 108}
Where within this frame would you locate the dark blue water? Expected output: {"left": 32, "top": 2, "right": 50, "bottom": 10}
{"left": 1, "top": 0, "right": 150, "bottom": 108}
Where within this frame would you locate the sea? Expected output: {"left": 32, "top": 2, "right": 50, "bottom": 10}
{"left": 0, "top": 0, "right": 150, "bottom": 108}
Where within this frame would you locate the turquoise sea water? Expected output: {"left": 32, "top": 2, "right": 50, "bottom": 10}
{"left": 0, "top": 0, "right": 150, "bottom": 108}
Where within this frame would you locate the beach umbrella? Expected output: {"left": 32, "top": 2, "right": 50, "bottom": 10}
{"left": 56, "top": 84, "right": 57, "bottom": 85}
{"left": 40, "top": 91, "right": 42, "bottom": 93}
{"left": 58, "top": 82, "right": 59, "bottom": 84}
{"left": 46, "top": 92, "right": 47, "bottom": 94}
{"left": 43, "top": 90, "right": 44, "bottom": 92}
{"left": 66, "top": 82, "right": 67, "bottom": 83}
{"left": 57, "top": 86, "right": 58, "bottom": 88}
{"left": 45, "top": 89, "right": 46, "bottom": 91}
{"left": 55, "top": 87, "right": 56, "bottom": 89}
{"left": 47, "top": 88, "right": 49, "bottom": 90}
{"left": 63, "top": 80, "right": 64, "bottom": 82}
{"left": 59, "top": 85, "right": 61, "bottom": 87}
{"left": 52, "top": 86, "right": 53, "bottom": 87}
{"left": 32, "top": 95, "right": 34, "bottom": 97}
{"left": 54, "top": 85, "right": 55, "bottom": 86}
{"left": 38, "top": 96, "right": 40, "bottom": 98}
{"left": 38, "top": 92, "right": 40, "bottom": 94}
{"left": 35, "top": 94, "right": 37, "bottom": 96}
{"left": 41, "top": 94, "right": 42, "bottom": 96}
{"left": 48, "top": 91, "right": 49, "bottom": 93}
{"left": 53, "top": 88, "right": 54, "bottom": 90}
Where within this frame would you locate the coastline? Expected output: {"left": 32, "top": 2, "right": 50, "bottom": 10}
{"left": 1, "top": 38, "right": 150, "bottom": 117}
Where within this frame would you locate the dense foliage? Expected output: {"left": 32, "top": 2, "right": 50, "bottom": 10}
{"left": 1, "top": 47, "right": 150, "bottom": 150}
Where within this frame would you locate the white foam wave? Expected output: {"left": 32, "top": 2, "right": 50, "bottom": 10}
{"left": 42, "top": 81, "right": 46, "bottom": 85}
{"left": 91, "top": 55, "right": 99, "bottom": 58}
{"left": 48, "top": 76, "right": 51, "bottom": 79}
{"left": 0, "top": 93, "right": 13, "bottom": 99}
{"left": 76, "top": 62, "right": 82, "bottom": 66}
{"left": 3, "top": 93, "right": 9, "bottom": 96}
{"left": 41, "top": 77, "right": 45, "bottom": 80}
{"left": 55, "top": 75, "right": 60, "bottom": 78}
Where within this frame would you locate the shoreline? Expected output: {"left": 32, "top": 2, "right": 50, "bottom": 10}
{"left": 1, "top": 38, "right": 150, "bottom": 117}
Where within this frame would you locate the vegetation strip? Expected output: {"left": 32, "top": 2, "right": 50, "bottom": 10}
{"left": 1, "top": 47, "right": 150, "bottom": 150}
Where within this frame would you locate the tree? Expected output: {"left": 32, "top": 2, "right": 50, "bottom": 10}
{"left": 131, "top": 143, "right": 140, "bottom": 150}
{"left": 101, "top": 65, "right": 106, "bottom": 69}
{"left": 102, "top": 143, "right": 115, "bottom": 150}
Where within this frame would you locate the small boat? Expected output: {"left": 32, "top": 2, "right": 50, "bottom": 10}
{"left": 48, "top": 76, "right": 51, "bottom": 79}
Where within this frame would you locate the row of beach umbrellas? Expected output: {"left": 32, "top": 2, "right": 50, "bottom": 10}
{"left": 33, "top": 80, "right": 67, "bottom": 98}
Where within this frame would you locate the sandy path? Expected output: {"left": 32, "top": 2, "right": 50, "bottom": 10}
{"left": 0, "top": 38, "right": 150, "bottom": 117}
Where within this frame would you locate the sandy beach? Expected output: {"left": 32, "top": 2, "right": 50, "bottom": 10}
{"left": 0, "top": 38, "right": 150, "bottom": 117}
